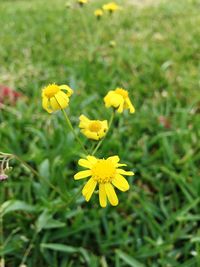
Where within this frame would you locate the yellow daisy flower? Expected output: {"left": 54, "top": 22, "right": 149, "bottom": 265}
{"left": 102, "top": 2, "right": 120, "bottom": 13}
{"left": 94, "top": 9, "right": 103, "bottom": 18}
{"left": 74, "top": 155, "right": 134, "bottom": 207}
{"left": 79, "top": 115, "right": 108, "bottom": 140}
{"left": 78, "top": 0, "right": 88, "bottom": 5}
{"left": 104, "top": 88, "right": 135, "bottom": 114}
{"left": 42, "top": 83, "right": 73, "bottom": 113}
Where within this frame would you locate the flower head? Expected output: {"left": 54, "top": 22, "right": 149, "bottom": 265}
{"left": 0, "top": 173, "right": 8, "bottom": 181}
{"left": 103, "top": 2, "right": 120, "bottom": 13}
{"left": 79, "top": 115, "right": 108, "bottom": 140}
{"left": 78, "top": 0, "right": 88, "bottom": 5}
{"left": 42, "top": 83, "right": 73, "bottom": 113}
{"left": 94, "top": 9, "right": 103, "bottom": 18}
{"left": 74, "top": 155, "right": 134, "bottom": 207}
{"left": 0, "top": 85, "right": 22, "bottom": 107}
{"left": 104, "top": 87, "right": 135, "bottom": 113}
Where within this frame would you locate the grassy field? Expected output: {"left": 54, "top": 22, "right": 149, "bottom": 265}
{"left": 0, "top": 0, "right": 200, "bottom": 266}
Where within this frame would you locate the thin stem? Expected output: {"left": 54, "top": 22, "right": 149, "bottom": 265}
{"left": 92, "top": 111, "right": 115, "bottom": 156}
{"left": 90, "top": 142, "right": 96, "bottom": 155}
{"left": 13, "top": 155, "right": 69, "bottom": 202}
{"left": 61, "top": 109, "right": 88, "bottom": 155}
{"left": 0, "top": 213, "right": 4, "bottom": 267}
{"left": 65, "top": 187, "right": 82, "bottom": 207}
{"left": 19, "top": 231, "right": 38, "bottom": 267}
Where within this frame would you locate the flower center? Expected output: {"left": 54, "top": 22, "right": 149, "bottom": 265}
{"left": 43, "top": 84, "right": 60, "bottom": 98}
{"left": 92, "top": 159, "right": 116, "bottom": 183}
{"left": 115, "top": 88, "right": 128, "bottom": 99}
{"left": 89, "top": 121, "right": 102, "bottom": 132}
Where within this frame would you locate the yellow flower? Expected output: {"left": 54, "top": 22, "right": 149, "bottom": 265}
{"left": 79, "top": 115, "right": 108, "bottom": 140}
{"left": 94, "top": 9, "right": 103, "bottom": 18}
{"left": 109, "top": 40, "right": 116, "bottom": 47}
{"left": 42, "top": 83, "right": 73, "bottom": 113}
{"left": 78, "top": 0, "right": 88, "bottom": 5}
{"left": 74, "top": 155, "right": 134, "bottom": 207}
{"left": 102, "top": 2, "right": 120, "bottom": 13}
{"left": 65, "top": 2, "right": 72, "bottom": 8}
{"left": 104, "top": 88, "right": 135, "bottom": 113}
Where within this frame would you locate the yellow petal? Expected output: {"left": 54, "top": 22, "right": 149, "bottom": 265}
{"left": 99, "top": 184, "right": 107, "bottom": 208}
{"left": 82, "top": 178, "right": 97, "bottom": 201}
{"left": 117, "top": 163, "right": 127, "bottom": 167}
{"left": 55, "top": 92, "right": 69, "bottom": 109}
{"left": 79, "top": 114, "right": 90, "bottom": 123}
{"left": 110, "top": 93, "right": 124, "bottom": 108}
{"left": 86, "top": 156, "right": 98, "bottom": 164}
{"left": 42, "top": 97, "right": 52, "bottom": 113}
{"left": 82, "top": 130, "right": 99, "bottom": 140}
{"left": 105, "top": 183, "right": 118, "bottom": 206}
{"left": 112, "top": 174, "right": 130, "bottom": 192}
{"left": 116, "top": 169, "right": 134, "bottom": 176}
{"left": 50, "top": 97, "right": 60, "bottom": 111}
{"left": 107, "top": 156, "right": 120, "bottom": 165}
{"left": 104, "top": 91, "right": 124, "bottom": 109}
{"left": 78, "top": 159, "right": 92, "bottom": 169}
{"left": 58, "top": 91, "right": 69, "bottom": 101}
{"left": 98, "top": 129, "right": 107, "bottom": 139}
{"left": 117, "top": 101, "right": 124, "bottom": 113}
{"left": 102, "top": 120, "right": 108, "bottom": 129}
{"left": 79, "top": 115, "right": 90, "bottom": 128}
{"left": 74, "top": 170, "right": 91, "bottom": 180}
{"left": 59, "top": 85, "right": 73, "bottom": 97}
{"left": 104, "top": 91, "right": 115, "bottom": 108}
{"left": 125, "top": 98, "right": 135, "bottom": 113}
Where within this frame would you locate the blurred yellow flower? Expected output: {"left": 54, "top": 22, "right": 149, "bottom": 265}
{"left": 79, "top": 115, "right": 108, "bottom": 140}
{"left": 103, "top": 2, "right": 120, "bottom": 13}
{"left": 65, "top": 2, "right": 72, "bottom": 8}
{"left": 74, "top": 155, "right": 134, "bottom": 207}
{"left": 109, "top": 40, "right": 116, "bottom": 47}
{"left": 94, "top": 9, "right": 103, "bottom": 18}
{"left": 104, "top": 88, "right": 135, "bottom": 113}
{"left": 78, "top": 0, "right": 88, "bottom": 5}
{"left": 42, "top": 83, "right": 73, "bottom": 113}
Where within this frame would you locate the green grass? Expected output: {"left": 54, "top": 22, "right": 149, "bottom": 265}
{"left": 0, "top": 0, "right": 200, "bottom": 266}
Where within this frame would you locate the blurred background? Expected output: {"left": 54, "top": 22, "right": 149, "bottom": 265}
{"left": 0, "top": 0, "right": 200, "bottom": 266}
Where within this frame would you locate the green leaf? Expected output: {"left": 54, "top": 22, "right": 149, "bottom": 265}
{"left": 41, "top": 243, "right": 78, "bottom": 253}
{"left": 116, "top": 250, "right": 145, "bottom": 267}
{"left": 36, "top": 210, "right": 66, "bottom": 232}
{"left": 41, "top": 243, "right": 91, "bottom": 264}
{"left": 39, "top": 159, "right": 50, "bottom": 179}
{"left": 0, "top": 200, "right": 36, "bottom": 216}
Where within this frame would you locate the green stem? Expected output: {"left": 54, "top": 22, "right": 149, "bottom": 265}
{"left": 92, "top": 111, "right": 115, "bottom": 156}
{"left": 0, "top": 213, "right": 4, "bottom": 267}
{"left": 65, "top": 187, "right": 82, "bottom": 207}
{"left": 13, "top": 155, "right": 69, "bottom": 203}
{"left": 61, "top": 109, "right": 88, "bottom": 155}
{"left": 19, "top": 231, "right": 38, "bottom": 267}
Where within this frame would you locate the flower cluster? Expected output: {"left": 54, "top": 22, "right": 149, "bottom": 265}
{"left": 41, "top": 82, "right": 135, "bottom": 207}
{"left": 74, "top": 0, "right": 121, "bottom": 18}
{"left": 94, "top": 2, "right": 121, "bottom": 18}
{"left": 103, "top": 2, "right": 120, "bottom": 13}
{"left": 40, "top": 1, "right": 134, "bottom": 208}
